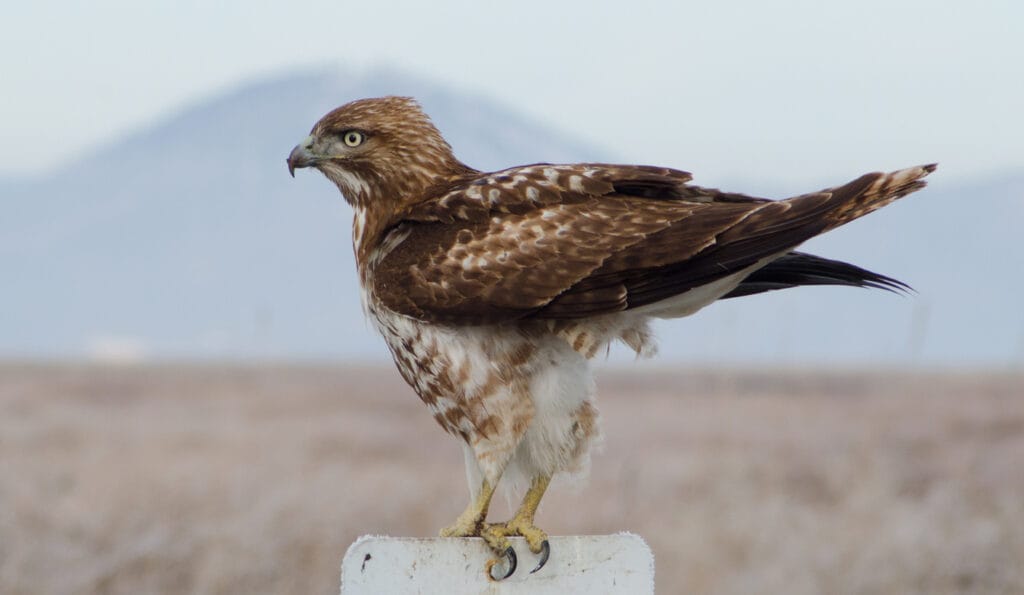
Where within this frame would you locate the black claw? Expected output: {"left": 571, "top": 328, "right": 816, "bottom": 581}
{"left": 503, "top": 544, "right": 520, "bottom": 577}
{"left": 530, "top": 539, "right": 550, "bottom": 574}
{"left": 488, "top": 545, "right": 517, "bottom": 581}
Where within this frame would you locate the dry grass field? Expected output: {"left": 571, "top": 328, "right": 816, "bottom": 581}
{"left": 1, "top": 362, "right": 1022, "bottom": 594}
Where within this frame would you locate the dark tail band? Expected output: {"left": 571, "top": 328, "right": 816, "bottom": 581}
{"left": 721, "top": 251, "right": 910, "bottom": 299}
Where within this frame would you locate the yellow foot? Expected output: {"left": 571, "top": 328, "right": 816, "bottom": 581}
{"left": 478, "top": 522, "right": 516, "bottom": 581}
{"left": 481, "top": 520, "right": 551, "bottom": 578}
{"left": 439, "top": 476, "right": 552, "bottom": 580}
{"left": 437, "top": 480, "right": 518, "bottom": 580}
{"left": 505, "top": 517, "right": 549, "bottom": 557}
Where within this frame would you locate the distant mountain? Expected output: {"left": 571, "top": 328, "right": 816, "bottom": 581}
{"left": 1, "top": 66, "right": 1021, "bottom": 366}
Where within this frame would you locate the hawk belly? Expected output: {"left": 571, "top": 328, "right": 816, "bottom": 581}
{"left": 368, "top": 302, "right": 609, "bottom": 495}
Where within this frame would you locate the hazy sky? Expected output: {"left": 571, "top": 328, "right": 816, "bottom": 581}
{"left": 3, "top": 1, "right": 1022, "bottom": 185}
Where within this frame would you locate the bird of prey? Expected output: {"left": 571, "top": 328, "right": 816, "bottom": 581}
{"left": 287, "top": 96, "right": 933, "bottom": 580}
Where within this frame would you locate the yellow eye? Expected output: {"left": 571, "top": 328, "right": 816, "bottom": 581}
{"left": 342, "top": 131, "right": 364, "bottom": 147}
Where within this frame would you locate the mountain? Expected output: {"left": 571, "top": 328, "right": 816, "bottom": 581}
{"left": 1, "top": 66, "right": 1021, "bottom": 366}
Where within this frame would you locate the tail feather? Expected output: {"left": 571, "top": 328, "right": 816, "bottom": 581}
{"left": 718, "top": 163, "right": 935, "bottom": 299}
{"left": 820, "top": 163, "right": 937, "bottom": 231}
{"left": 721, "top": 251, "right": 910, "bottom": 300}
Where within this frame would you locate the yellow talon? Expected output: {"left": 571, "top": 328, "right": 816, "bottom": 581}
{"left": 482, "top": 475, "right": 553, "bottom": 576}
{"left": 440, "top": 475, "right": 553, "bottom": 579}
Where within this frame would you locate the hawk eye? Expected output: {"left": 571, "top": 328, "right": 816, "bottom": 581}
{"left": 342, "top": 131, "right": 364, "bottom": 147}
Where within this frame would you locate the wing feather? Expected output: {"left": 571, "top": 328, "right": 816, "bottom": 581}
{"left": 372, "top": 163, "right": 933, "bottom": 323}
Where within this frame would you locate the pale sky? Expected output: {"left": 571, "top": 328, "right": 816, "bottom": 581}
{"left": 3, "top": 0, "right": 1022, "bottom": 185}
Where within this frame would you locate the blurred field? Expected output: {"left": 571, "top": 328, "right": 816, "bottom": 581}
{"left": 1, "top": 363, "right": 1022, "bottom": 594}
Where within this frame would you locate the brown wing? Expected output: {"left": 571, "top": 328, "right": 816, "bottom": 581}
{"left": 372, "top": 163, "right": 935, "bottom": 324}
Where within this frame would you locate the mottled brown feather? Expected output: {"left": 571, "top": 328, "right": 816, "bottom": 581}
{"left": 372, "top": 163, "right": 934, "bottom": 322}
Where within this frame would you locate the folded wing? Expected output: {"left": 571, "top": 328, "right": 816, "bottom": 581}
{"left": 372, "top": 163, "right": 934, "bottom": 324}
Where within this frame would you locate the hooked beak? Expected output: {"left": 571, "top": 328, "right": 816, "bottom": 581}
{"left": 287, "top": 135, "right": 318, "bottom": 177}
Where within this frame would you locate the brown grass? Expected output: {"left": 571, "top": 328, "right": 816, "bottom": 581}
{"left": 1, "top": 363, "right": 1022, "bottom": 594}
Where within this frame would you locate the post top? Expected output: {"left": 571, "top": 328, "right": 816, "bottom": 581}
{"left": 341, "top": 533, "right": 654, "bottom": 594}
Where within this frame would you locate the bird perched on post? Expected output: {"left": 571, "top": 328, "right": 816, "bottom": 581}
{"left": 287, "top": 96, "right": 933, "bottom": 580}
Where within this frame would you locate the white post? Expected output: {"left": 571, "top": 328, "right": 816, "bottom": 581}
{"left": 341, "top": 534, "right": 654, "bottom": 594}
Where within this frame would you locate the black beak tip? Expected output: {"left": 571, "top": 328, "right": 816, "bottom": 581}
{"left": 287, "top": 159, "right": 296, "bottom": 178}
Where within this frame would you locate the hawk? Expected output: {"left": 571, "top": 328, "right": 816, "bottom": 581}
{"left": 287, "top": 96, "right": 933, "bottom": 579}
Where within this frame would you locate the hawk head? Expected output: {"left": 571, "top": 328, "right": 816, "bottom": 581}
{"left": 287, "top": 96, "right": 470, "bottom": 206}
